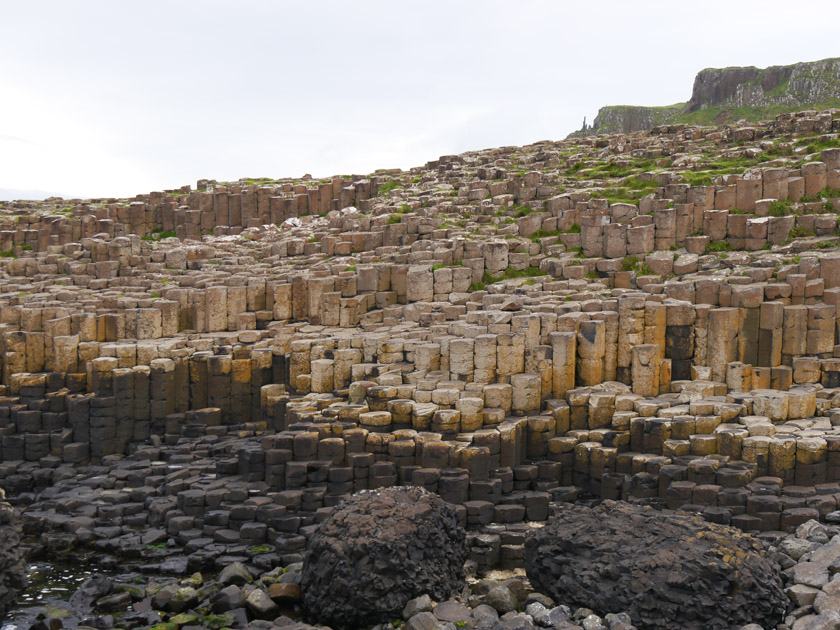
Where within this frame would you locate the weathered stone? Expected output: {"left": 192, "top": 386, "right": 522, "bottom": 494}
{"left": 524, "top": 501, "right": 786, "bottom": 630}
{"left": 301, "top": 487, "right": 467, "bottom": 629}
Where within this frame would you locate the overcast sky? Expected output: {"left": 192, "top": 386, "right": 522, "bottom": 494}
{"left": 1, "top": 1, "right": 839, "bottom": 200}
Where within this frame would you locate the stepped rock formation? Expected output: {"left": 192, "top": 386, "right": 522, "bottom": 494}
{"left": 2, "top": 101, "right": 840, "bottom": 625}
{"left": 571, "top": 57, "right": 840, "bottom": 136}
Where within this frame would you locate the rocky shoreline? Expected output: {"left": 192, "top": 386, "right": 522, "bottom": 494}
{"left": 4, "top": 470, "right": 840, "bottom": 630}
{"left": 0, "top": 488, "right": 25, "bottom": 619}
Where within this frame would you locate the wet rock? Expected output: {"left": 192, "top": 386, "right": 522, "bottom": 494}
{"left": 95, "top": 591, "right": 132, "bottom": 612}
{"left": 159, "top": 556, "right": 190, "bottom": 575}
{"left": 170, "top": 612, "right": 200, "bottom": 626}
{"left": 525, "top": 501, "right": 786, "bottom": 630}
{"left": 219, "top": 561, "right": 252, "bottom": 586}
{"left": 245, "top": 587, "right": 280, "bottom": 619}
{"left": 268, "top": 582, "right": 301, "bottom": 603}
{"left": 156, "top": 584, "right": 199, "bottom": 613}
{"left": 69, "top": 575, "right": 113, "bottom": 609}
{"left": 0, "top": 488, "right": 25, "bottom": 617}
{"left": 301, "top": 487, "right": 467, "bottom": 629}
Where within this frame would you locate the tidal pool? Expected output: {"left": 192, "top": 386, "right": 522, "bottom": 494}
{"left": 2, "top": 562, "right": 132, "bottom": 630}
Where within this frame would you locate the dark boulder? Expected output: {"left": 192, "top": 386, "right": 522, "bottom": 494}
{"left": 524, "top": 501, "right": 786, "bottom": 630}
{"left": 301, "top": 486, "right": 467, "bottom": 629}
{"left": 0, "top": 488, "right": 25, "bottom": 618}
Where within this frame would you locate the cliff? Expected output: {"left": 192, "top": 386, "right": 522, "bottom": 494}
{"left": 687, "top": 58, "right": 840, "bottom": 112}
{"left": 576, "top": 104, "right": 685, "bottom": 136}
{"left": 569, "top": 57, "right": 840, "bottom": 136}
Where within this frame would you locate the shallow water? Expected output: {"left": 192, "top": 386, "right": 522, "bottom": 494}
{"left": 2, "top": 562, "right": 130, "bottom": 630}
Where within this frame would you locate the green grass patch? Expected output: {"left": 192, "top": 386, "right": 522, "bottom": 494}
{"left": 482, "top": 266, "right": 548, "bottom": 285}
{"left": 528, "top": 229, "right": 565, "bottom": 243}
{"left": 142, "top": 230, "right": 176, "bottom": 241}
{"left": 789, "top": 225, "right": 816, "bottom": 240}
{"left": 377, "top": 180, "right": 401, "bottom": 196}
{"left": 796, "top": 137, "right": 840, "bottom": 154}
{"left": 620, "top": 256, "right": 640, "bottom": 272}
{"left": 512, "top": 205, "right": 536, "bottom": 218}
{"left": 769, "top": 200, "right": 794, "bottom": 217}
{"left": 675, "top": 99, "right": 840, "bottom": 127}
{"left": 705, "top": 240, "right": 732, "bottom": 254}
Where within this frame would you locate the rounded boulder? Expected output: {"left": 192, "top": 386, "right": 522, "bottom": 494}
{"left": 301, "top": 486, "right": 467, "bottom": 629}
{"left": 524, "top": 501, "right": 786, "bottom": 630}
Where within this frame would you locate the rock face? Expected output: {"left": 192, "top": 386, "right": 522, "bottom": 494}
{"left": 300, "top": 486, "right": 467, "bottom": 630}
{"left": 524, "top": 501, "right": 787, "bottom": 630}
{"left": 570, "top": 56, "right": 840, "bottom": 135}
{"left": 586, "top": 104, "right": 685, "bottom": 136}
{"left": 0, "top": 488, "right": 25, "bottom": 618}
{"left": 687, "top": 57, "right": 840, "bottom": 113}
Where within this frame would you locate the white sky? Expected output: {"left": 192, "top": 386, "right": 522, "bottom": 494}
{"left": 1, "top": 0, "right": 839, "bottom": 200}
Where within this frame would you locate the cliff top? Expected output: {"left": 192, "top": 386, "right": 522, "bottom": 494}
{"left": 573, "top": 57, "right": 840, "bottom": 136}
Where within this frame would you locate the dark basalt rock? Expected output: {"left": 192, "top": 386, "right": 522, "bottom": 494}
{"left": 524, "top": 501, "right": 787, "bottom": 630}
{"left": 0, "top": 488, "right": 25, "bottom": 618}
{"left": 301, "top": 486, "right": 467, "bottom": 630}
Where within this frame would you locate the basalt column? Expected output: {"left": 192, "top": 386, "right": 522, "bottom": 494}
{"left": 665, "top": 302, "right": 695, "bottom": 381}
{"left": 617, "top": 295, "right": 645, "bottom": 384}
